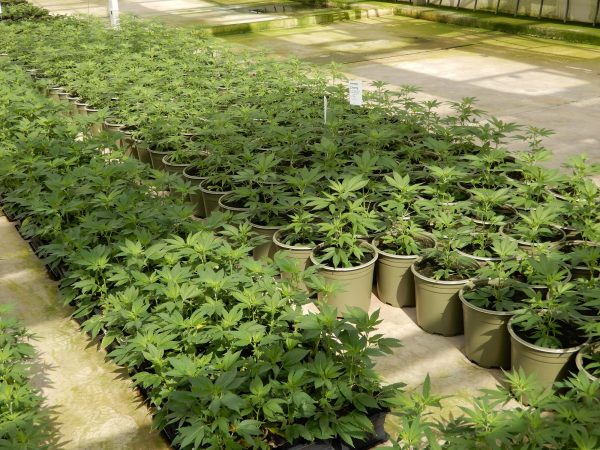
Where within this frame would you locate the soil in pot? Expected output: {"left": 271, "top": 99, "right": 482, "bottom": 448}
{"left": 373, "top": 234, "right": 435, "bottom": 307}
{"left": 310, "top": 242, "right": 378, "bottom": 313}
{"left": 459, "top": 280, "right": 527, "bottom": 369}
{"left": 411, "top": 257, "right": 478, "bottom": 336}
{"left": 508, "top": 317, "right": 587, "bottom": 392}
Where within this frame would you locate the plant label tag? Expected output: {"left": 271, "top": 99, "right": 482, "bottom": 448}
{"left": 348, "top": 80, "right": 363, "bottom": 106}
{"left": 109, "top": 0, "right": 120, "bottom": 28}
{"left": 323, "top": 96, "right": 328, "bottom": 124}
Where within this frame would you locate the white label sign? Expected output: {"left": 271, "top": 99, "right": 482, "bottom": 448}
{"left": 348, "top": 80, "right": 363, "bottom": 106}
{"left": 109, "top": 0, "right": 120, "bottom": 28}
{"left": 323, "top": 96, "right": 328, "bottom": 124}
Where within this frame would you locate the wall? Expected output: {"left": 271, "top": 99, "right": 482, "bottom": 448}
{"left": 425, "top": 0, "right": 599, "bottom": 24}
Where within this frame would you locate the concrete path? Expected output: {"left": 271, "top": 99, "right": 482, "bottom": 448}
{"left": 0, "top": 216, "right": 169, "bottom": 450}
{"left": 31, "top": 0, "right": 318, "bottom": 26}
{"left": 227, "top": 14, "right": 600, "bottom": 169}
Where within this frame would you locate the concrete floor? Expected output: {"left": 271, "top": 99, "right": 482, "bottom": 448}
{"left": 31, "top": 0, "right": 314, "bottom": 26}
{"left": 227, "top": 14, "right": 600, "bottom": 169}
{"left": 0, "top": 216, "right": 169, "bottom": 450}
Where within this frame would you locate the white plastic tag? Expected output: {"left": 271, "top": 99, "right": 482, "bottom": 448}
{"left": 348, "top": 80, "right": 363, "bottom": 106}
{"left": 323, "top": 96, "right": 328, "bottom": 124}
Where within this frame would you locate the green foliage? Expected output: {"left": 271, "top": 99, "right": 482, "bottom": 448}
{"left": 0, "top": 306, "right": 52, "bottom": 449}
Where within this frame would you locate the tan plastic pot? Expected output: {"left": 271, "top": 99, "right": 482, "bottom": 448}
{"left": 272, "top": 229, "right": 313, "bottom": 291}
{"left": 162, "top": 154, "right": 189, "bottom": 177}
{"left": 310, "top": 242, "right": 377, "bottom": 313}
{"left": 500, "top": 223, "right": 566, "bottom": 254}
{"left": 85, "top": 107, "right": 103, "bottom": 136}
{"left": 134, "top": 141, "right": 152, "bottom": 165}
{"left": 218, "top": 192, "right": 250, "bottom": 215}
{"left": 47, "top": 86, "right": 64, "bottom": 101}
{"left": 250, "top": 222, "right": 282, "bottom": 261}
{"left": 67, "top": 95, "right": 80, "bottom": 115}
{"left": 74, "top": 100, "right": 88, "bottom": 116}
{"left": 373, "top": 235, "right": 435, "bottom": 307}
{"left": 575, "top": 344, "right": 599, "bottom": 382}
{"left": 459, "top": 280, "right": 516, "bottom": 369}
{"left": 183, "top": 166, "right": 207, "bottom": 218}
{"left": 147, "top": 148, "right": 171, "bottom": 170}
{"left": 411, "top": 259, "right": 475, "bottom": 336}
{"left": 508, "top": 317, "right": 585, "bottom": 391}
{"left": 120, "top": 127, "right": 138, "bottom": 158}
{"left": 103, "top": 119, "right": 124, "bottom": 147}
{"left": 199, "top": 180, "right": 232, "bottom": 216}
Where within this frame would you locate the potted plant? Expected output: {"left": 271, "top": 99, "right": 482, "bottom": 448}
{"left": 308, "top": 175, "right": 381, "bottom": 312}
{"left": 500, "top": 205, "right": 566, "bottom": 253}
{"left": 410, "top": 212, "right": 479, "bottom": 336}
{"left": 372, "top": 183, "right": 435, "bottom": 307}
{"left": 458, "top": 239, "right": 528, "bottom": 368}
{"left": 508, "top": 282, "right": 589, "bottom": 391}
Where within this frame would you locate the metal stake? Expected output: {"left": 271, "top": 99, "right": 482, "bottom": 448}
{"left": 564, "top": 0, "right": 570, "bottom": 23}
{"left": 594, "top": 0, "right": 600, "bottom": 27}
{"left": 538, "top": 0, "right": 544, "bottom": 19}
{"left": 514, "top": 0, "right": 520, "bottom": 17}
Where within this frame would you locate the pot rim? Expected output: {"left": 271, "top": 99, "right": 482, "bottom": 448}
{"left": 455, "top": 247, "right": 503, "bottom": 263}
{"left": 459, "top": 279, "right": 523, "bottom": 316}
{"left": 74, "top": 100, "right": 88, "bottom": 107}
{"left": 575, "top": 343, "right": 600, "bottom": 381}
{"left": 499, "top": 222, "right": 566, "bottom": 247}
{"left": 162, "top": 154, "right": 191, "bottom": 168}
{"left": 183, "top": 165, "right": 207, "bottom": 180}
{"left": 309, "top": 241, "right": 378, "bottom": 272}
{"left": 249, "top": 221, "right": 283, "bottom": 231}
{"left": 199, "top": 178, "right": 233, "bottom": 196}
{"left": 410, "top": 257, "right": 477, "bottom": 285}
{"left": 85, "top": 106, "right": 99, "bottom": 113}
{"left": 507, "top": 316, "right": 587, "bottom": 354}
{"left": 272, "top": 229, "right": 314, "bottom": 251}
{"left": 372, "top": 233, "right": 435, "bottom": 260}
{"left": 218, "top": 192, "right": 250, "bottom": 213}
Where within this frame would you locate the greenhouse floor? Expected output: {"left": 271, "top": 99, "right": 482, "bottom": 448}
{"left": 0, "top": 217, "right": 169, "bottom": 449}
{"left": 226, "top": 14, "right": 600, "bottom": 170}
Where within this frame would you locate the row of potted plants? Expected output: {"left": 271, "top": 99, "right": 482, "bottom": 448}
{"left": 2, "top": 13, "right": 598, "bottom": 394}
{"left": 382, "top": 370, "right": 600, "bottom": 449}
{"left": 0, "top": 305, "right": 53, "bottom": 449}
{"left": 0, "top": 63, "right": 402, "bottom": 449}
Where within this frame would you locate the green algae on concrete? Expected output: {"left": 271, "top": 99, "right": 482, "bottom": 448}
{"left": 356, "top": 2, "right": 600, "bottom": 45}
{"left": 0, "top": 216, "right": 169, "bottom": 450}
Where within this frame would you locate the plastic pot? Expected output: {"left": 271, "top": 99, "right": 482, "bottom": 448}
{"left": 575, "top": 343, "right": 599, "bottom": 382}
{"left": 84, "top": 106, "right": 103, "bottom": 136}
{"left": 411, "top": 259, "right": 476, "bottom": 336}
{"left": 183, "top": 166, "right": 207, "bottom": 218}
{"left": 508, "top": 317, "right": 585, "bottom": 391}
{"left": 162, "top": 154, "right": 190, "bottom": 177}
{"left": 66, "top": 95, "right": 80, "bottom": 115}
{"left": 373, "top": 234, "right": 435, "bottom": 307}
{"left": 147, "top": 148, "right": 171, "bottom": 170}
{"left": 74, "top": 100, "right": 88, "bottom": 116}
{"left": 459, "top": 280, "right": 517, "bottom": 369}
{"left": 218, "top": 192, "right": 250, "bottom": 215}
{"left": 47, "top": 86, "right": 64, "bottom": 101}
{"left": 199, "top": 179, "right": 232, "bottom": 216}
{"left": 134, "top": 140, "right": 152, "bottom": 165}
{"left": 500, "top": 223, "right": 566, "bottom": 254}
{"left": 103, "top": 119, "right": 124, "bottom": 147}
{"left": 272, "top": 229, "right": 314, "bottom": 291}
{"left": 250, "top": 222, "right": 282, "bottom": 260}
{"left": 310, "top": 242, "right": 377, "bottom": 313}
{"left": 120, "top": 126, "right": 138, "bottom": 158}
